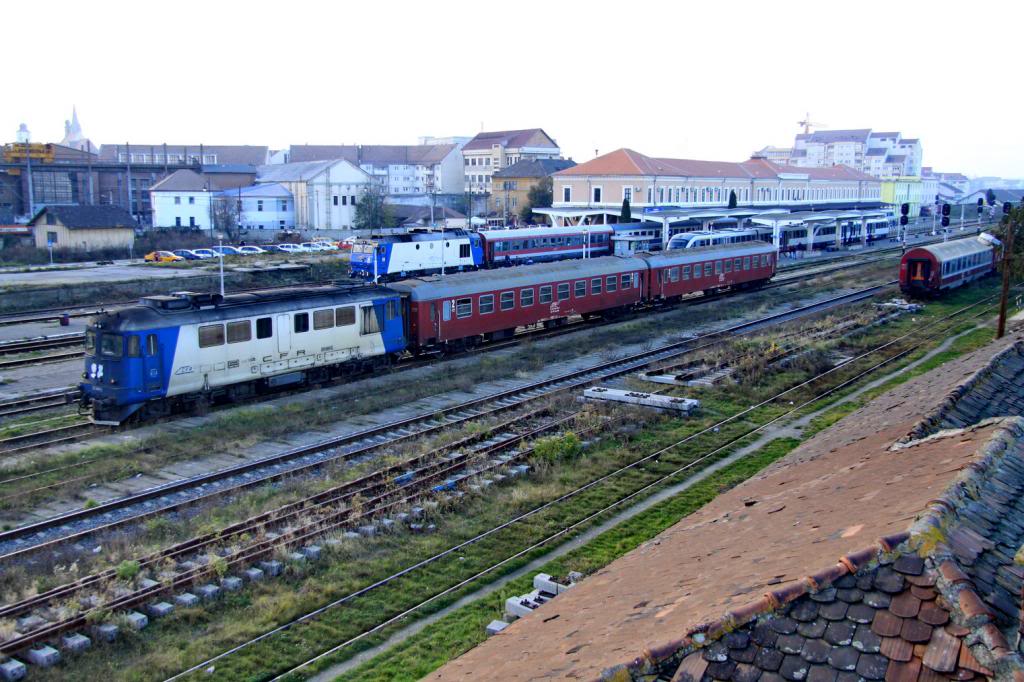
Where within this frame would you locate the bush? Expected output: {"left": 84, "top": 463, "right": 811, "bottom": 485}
{"left": 531, "top": 432, "right": 582, "bottom": 464}
{"left": 115, "top": 560, "right": 141, "bottom": 582}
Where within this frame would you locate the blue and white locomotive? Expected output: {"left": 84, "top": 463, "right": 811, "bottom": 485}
{"left": 349, "top": 229, "right": 484, "bottom": 281}
{"left": 80, "top": 286, "right": 405, "bottom": 424}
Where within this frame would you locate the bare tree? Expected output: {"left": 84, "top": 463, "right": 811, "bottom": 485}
{"left": 212, "top": 195, "right": 242, "bottom": 241}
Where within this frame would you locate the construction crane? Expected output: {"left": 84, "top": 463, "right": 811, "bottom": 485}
{"left": 797, "top": 113, "right": 826, "bottom": 135}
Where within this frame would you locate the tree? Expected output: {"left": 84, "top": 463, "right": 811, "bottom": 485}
{"left": 620, "top": 198, "right": 632, "bottom": 222}
{"left": 519, "top": 177, "right": 553, "bottom": 224}
{"left": 354, "top": 184, "right": 397, "bottom": 230}
{"left": 211, "top": 195, "right": 242, "bottom": 241}
{"left": 728, "top": 190, "right": 737, "bottom": 209}
{"left": 996, "top": 202, "right": 1024, "bottom": 338}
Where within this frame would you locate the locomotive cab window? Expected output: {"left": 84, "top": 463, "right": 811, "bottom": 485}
{"left": 557, "top": 283, "right": 570, "bottom": 301}
{"left": 256, "top": 317, "right": 273, "bottom": 339}
{"left": 361, "top": 305, "right": 382, "bottom": 334}
{"left": 386, "top": 300, "right": 398, "bottom": 320}
{"left": 335, "top": 307, "right": 355, "bottom": 327}
{"left": 313, "top": 309, "right": 334, "bottom": 330}
{"left": 294, "top": 312, "right": 310, "bottom": 333}
{"left": 227, "top": 320, "right": 252, "bottom": 343}
{"left": 479, "top": 294, "right": 495, "bottom": 314}
{"left": 127, "top": 335, "right": 141, "bottom": 357}
{"left": 198, "top": 324, "right": 225, "bottom": 348}
{"left": 500, "top": 291, "right": 515, "bottom": 310}
{"left": 455, "top": 298, "right": 472, "bottom": 319}
{"left": 85, "top": 329, "right": 96, "bottom": 353}
{"left": 520, "top": 288, "right": 534, "bottom": 307}
{"left": 460, "top": 244, "right": 470, "bottom": 258}
{"left": 147, "top": 334, "right": 158, "bottom": 356}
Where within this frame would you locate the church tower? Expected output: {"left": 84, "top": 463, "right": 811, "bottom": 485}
{"left": 60, "top": 106, "right": 93, "bottom": 153}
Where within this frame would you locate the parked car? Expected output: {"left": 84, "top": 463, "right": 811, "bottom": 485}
{"left": 191, "top": 248, "right": 217, "bottom": 259}
{"left": 339, "top": 237, "right": 357, "bottom": 250}
{"left": 236, "top": 245, "right": 267, "bottom": 255}
{"left": 212, "top": 245, "right": 241, "bottom": 256}
{"left": 274, "top": 243, "right": 303, "bottom": 253}
{"left": 171, "top": 249, "right": 205, "bottom": 260}
{"left": 300, "top": 242, "right": 332, "bottom": 252}
{"left": 144, "top": 251, "right": 184, "bottom": 263}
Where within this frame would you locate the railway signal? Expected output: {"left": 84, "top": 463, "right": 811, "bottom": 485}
{"left": 978, "top": 198, "right": 985, "bottom": 216}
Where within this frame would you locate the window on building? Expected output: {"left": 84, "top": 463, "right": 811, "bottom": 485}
{"left": 188, "top": 196, "right": 195, "bottom": 205}
{"left": 280, "top": 200, "right": 288, "bottom": 211}
{"left": 189, "top": 217, "right": 196, "bottom": 228}
{"left": 342, "top": 196, "right": 347, "bottom": 206}
{"left": 350, "top": 195, "right": 356, "bottom": 205}
{"left": 227, "top": 320, "right": 252, "bottom": 343}
{"left": 256, "top": 317, "right": 273, "bottom": 339}
{"left": 623, "top": 187, "right": 632, "bottom": 202}
{"left": 520, "top": 288, "right": 534, "bottom": 307}
{"left": 500, "top": 291, "right": 515, "bottom": 310}
{"left": 257, "top": 200, "right": 264, "bottom": 212}
{"left": 562, "top": 186, "right": 571, "bottom": 203}
{"left": 333, "top": 195, "right": 339, "bottom": 206}
{"left": 45, "top": 230, "right": 57, "bottom": 245}
{"left": 174, "top": 196, "right": 181, "bottom": 205}
{"left": 593, "top": 187, "right": 602, "bottom": 203}
{"left": 175, "top": 217, "right": 182, "bottom": 227}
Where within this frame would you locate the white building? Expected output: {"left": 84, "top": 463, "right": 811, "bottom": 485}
{"left": 219, "top": 183, "right": 294, "bottom": 232}
{"left": 788, "top": 129, "right": 923, "bottom": 179}
{"left": 461, "top": 129, "right": 561, "bottom": 195}
{"left": 256, "top": 160, "right": 372, "bottom": 230}
{"left": 279, "top": 144, "right": 464, "bottom": 201}
{"left": 149, "top": 169, "right": 215, "bottom": 229}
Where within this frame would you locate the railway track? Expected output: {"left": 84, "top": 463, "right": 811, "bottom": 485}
{"left": 174, "top": 291, "right": 1002, "bottom": 682}
{"left": 0, "top": 283, "right": 891, "bottom": 569}
{"left": 0, "top": 389, "right": 79, "bottom": 419}
{"left": 0, "top": 420, "right": 101, "bottom": 456}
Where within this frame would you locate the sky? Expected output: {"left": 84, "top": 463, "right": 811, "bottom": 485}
{"left": 5, "top": 0, "right": 1023, "bottom": 178}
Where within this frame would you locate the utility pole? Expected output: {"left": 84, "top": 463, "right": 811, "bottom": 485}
{"left": 997, "top": 205, "right": 1017, "bottom": 339}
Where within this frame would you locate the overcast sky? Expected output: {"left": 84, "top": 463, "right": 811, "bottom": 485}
{"left": 6, "top": 0, "right": 1022, "bottom": 178}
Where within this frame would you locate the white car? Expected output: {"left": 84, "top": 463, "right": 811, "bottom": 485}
{"left": 275, "top": 243, "right": 303, "bottom": 253}
{"left": 300, "top": 242, "right": 331, "bottom": 252}
{"left": 236, "top": 245, "right": 267, "bottom": 255}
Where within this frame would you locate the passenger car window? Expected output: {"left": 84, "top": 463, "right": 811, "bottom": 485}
{"left": 313, "top": 309, "right": 334, "bottom": 330}
{"left": 198, "top": 324, "right": 225, "bottom": 348}
{"left": 606, "top": 275, "right": 617, "bottom": 292}
{"left": 361, "top": 305, "right": 381, "bottom": 334}
{"left": 455, "top": 298, "right": 472, "bottom": 318}
{"left": 520, "top": 288, "right": 534, "bottom": 307}
{"left": 256, "top": 317, "right": 273, "bottom": 339}
{"left": 557, "top": 283, "right": 570, "bottom": 301}
{"left": 294, "top": 312, "right": 310, "bottom": 333}
{"left": 479, "top": 294, "right": 495, "bottom": 314}
{"left": 127, "top": 335, "right": 141, "bottom": 357}
{"left": 574, "top": 280, "right": 586, "bottom": 297}
{"left": 591, "top": 277, "right": 602, "bottom": 294}
{"left": 621, "top": 273, "right": 631, "bottom": 289}
{"left": 227, "top": 320, "right": 252, "bottom": 343}
{"left": 500, "top": 291, "right": 515, "bottom": 310}
{"left": 335, "top": 307, "right": 355, "bottom": 327}
{"left": 539, "top": 285, "right": 553, "bottom": 304}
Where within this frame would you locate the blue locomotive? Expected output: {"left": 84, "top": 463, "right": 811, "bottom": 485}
{"left": 80, "top": 286, "right": 405, "bottom": 424}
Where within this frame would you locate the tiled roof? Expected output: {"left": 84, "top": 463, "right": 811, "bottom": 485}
{"left": 97, "top": 144, "right": 267, "bottom": 165}
{"left": 255, "top": 160, "right": 351, "bottom": 182}
{"left": 554, "top": 149, "right": 877, "bottom": 182}
{"left": 30, "top": 205, "right": 135, "bottom": 229}
{"left": 287, "top": 144, "right": 457, "bottom": 165}
{"left": 216, "top": 183, "right": 291, "bottom": 199}
{"left": 492, "top": 158, "right": 576, "bottom": 178}
{"left": 431, "top": 335, "right": 1024, "bottom": 682}
{"left": 150, "top": 169, "right": 212, "bottom": 192}
{"left": 463, "top": 128, "right": 558, "bottom": 152}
